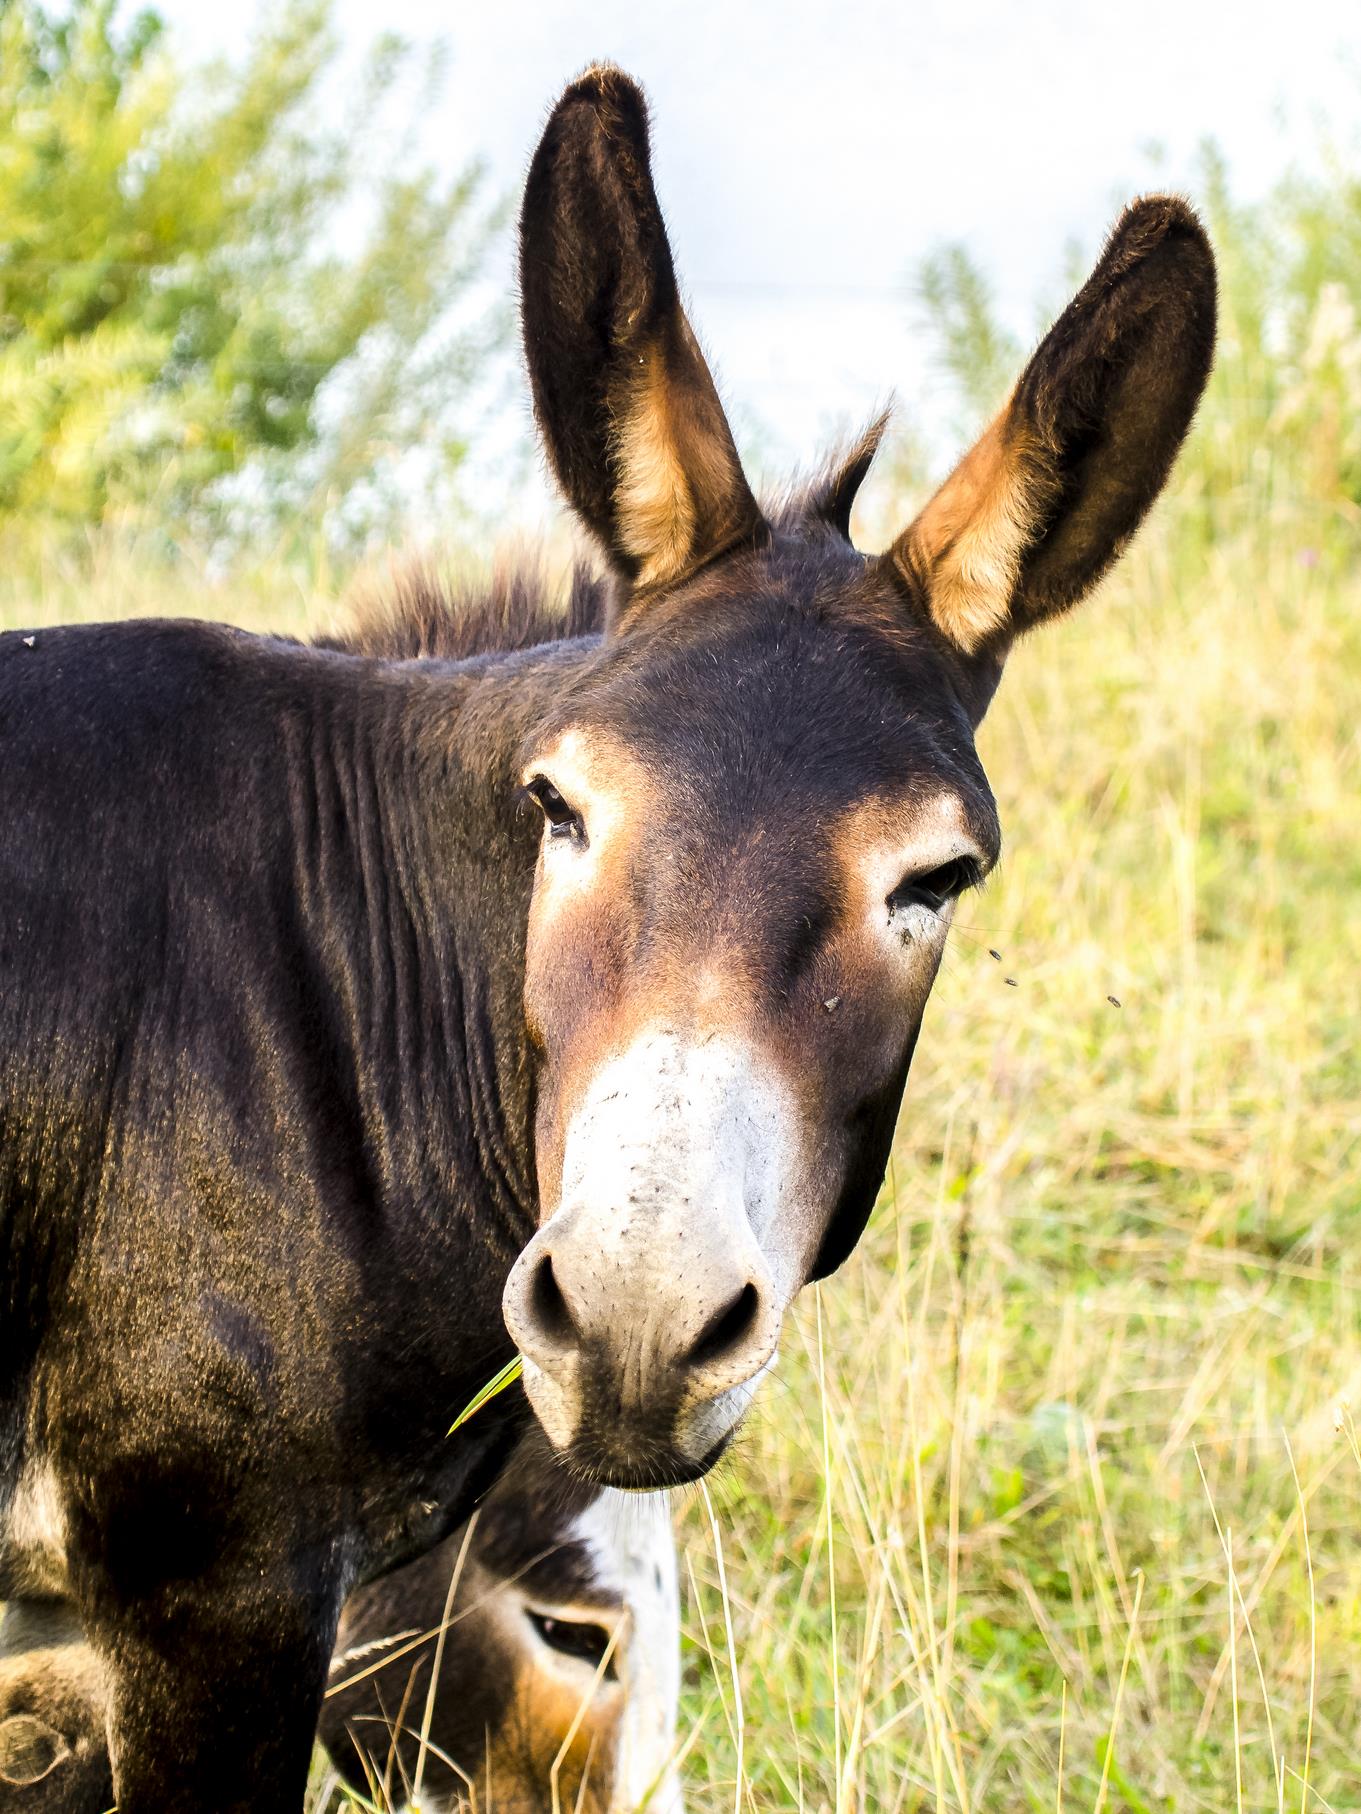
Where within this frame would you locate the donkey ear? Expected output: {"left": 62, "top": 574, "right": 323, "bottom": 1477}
{"left": 520, "top": 67, "right": 765, "bottom": 593}
{"left": 889, "top": 198, "right": 1216, "bottom": 656}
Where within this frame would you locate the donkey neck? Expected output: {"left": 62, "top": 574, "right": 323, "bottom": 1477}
{"left": 295, "top": 635, "right": 598, "bottom": 1273}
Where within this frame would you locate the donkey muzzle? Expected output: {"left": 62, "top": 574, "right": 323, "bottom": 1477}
{"left": 505, "top": 1026, "right": 804, "bottom": 1486}
{"left": 503, "top": 1209, "right": 783, "bottom": 1486}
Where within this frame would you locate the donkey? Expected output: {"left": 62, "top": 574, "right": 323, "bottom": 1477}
{"left": 0, "top": 1436, "right": 680, "bottom": 1813}
{"left": 0, "top": 62, "right": 1215, "bottom": 1813}
{"left": 320, "top": 1441, "right": 680, "bottom": 1813}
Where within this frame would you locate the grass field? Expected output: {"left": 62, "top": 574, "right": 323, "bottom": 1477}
{"left": 8, "top": 164, "right": 1361, "bottom": 1802}
{"left": 5, "top": 456, "right": 1359, "bottom": 1814}
{"left": 669, "top": 510, "right": 1361, "bottom": 1812}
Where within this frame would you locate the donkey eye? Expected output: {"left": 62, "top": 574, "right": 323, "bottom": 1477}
{"left": 887, "top": 856, "right": 981, "bottom": 914}
{"left": 525, "top": 775, "right": 582, "bottom": 840}
{"left": 526, "top": 1610, "right": 617, "bottom": 1677}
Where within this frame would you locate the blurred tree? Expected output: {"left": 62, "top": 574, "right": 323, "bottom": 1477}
{"left": 0, "top": 0, "right": 503, "bottom": 546}
{"left": 916, "top": 241, "right": 1020, "bottom": 436}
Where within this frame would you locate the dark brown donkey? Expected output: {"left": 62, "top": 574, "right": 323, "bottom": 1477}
{"left": 0, "top": 64, "right": 1214, "bottom": 1812}
{"left": 1, "top": 1436, "right": 681, "bottom": 1812}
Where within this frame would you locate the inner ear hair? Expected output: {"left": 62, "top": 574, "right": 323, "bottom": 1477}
{"left": 892, "top": 405, "right": 1060, "bottom": 653}
{"left": 612, "top": 314, "right": 761, "bottom": 593}
{"left": 893, "top": 194, "right": 1216, "bottom": 656}
{"left": 614, "top": 340, "right": 699, "bottom": 591}
{"left": 520, "top": 66, "right": 764, "bottom": 597}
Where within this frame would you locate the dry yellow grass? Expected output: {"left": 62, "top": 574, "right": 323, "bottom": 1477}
{"left": 5, "top": 476, "right": 1358, "bottom": 1813}
{"left": 672, "top": 501, "right": 1361, "bottom": 1811}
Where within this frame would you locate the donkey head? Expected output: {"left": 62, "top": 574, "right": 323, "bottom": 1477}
{"left": 503, "top": 67, "right": 1215, "bottom": 1488}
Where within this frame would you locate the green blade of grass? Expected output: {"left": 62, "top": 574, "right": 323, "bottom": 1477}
{"left": 447, "top": 1355, "right": 523, "bottom": 1436}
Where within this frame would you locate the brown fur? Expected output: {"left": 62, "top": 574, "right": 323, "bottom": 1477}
{"left": 0, "top": 1605, "right": 111, "bottom": 1809}
{"left": 0, "top": 1441, "right": 638, "bottom": 1814}
{"left": 323, "top": 429, "right": 898, "bottom": 669}
{"left": 772, "top": 411, "right": 893, "bottom": 542}
{"left": 520, "top": 68, "right": 765, "bottom": 603}
{"left": 324, "top": 1546, "right": 621, "bottom": 1814}
{"left": 614, "top": 341, "right": 701, "bottom": 591}
{"left": 896, "top": 405, "right": 1057, "bottom": 653}
{"left": 609, "top": 313, "right": 768, "bottom": 607}
{"left": 894, "top": 192, "right": 1216, "bottom": 653}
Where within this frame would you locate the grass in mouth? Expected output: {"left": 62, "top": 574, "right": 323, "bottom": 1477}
{"left": 447, "top": 1355, "right": 524, "bottom": 1436}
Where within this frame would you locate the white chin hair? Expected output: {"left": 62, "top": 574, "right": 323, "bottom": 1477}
{"left": 518, "top": 1353, "right": 580, "bottom": 1454}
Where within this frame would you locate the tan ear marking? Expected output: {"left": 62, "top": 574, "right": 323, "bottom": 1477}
{"left": 613, "top": 347, "right": 697, "bottom": 591}
{"left": 900, "top": 401, "right": 1055, "bottom": 655}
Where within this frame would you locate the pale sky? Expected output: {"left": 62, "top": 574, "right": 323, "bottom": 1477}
{"left": 159, "top": 0, "right": 1360, "bottom": 533}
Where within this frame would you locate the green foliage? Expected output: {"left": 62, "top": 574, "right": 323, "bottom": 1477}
{"left": 0, "top": 0, "right": 501, "bottom": 546}
{"left": 914, "top": 136, "right": 1361, "bottom": 576}
{"left": 1182, "top": 141, "right": 1361, "bottom": 557}
{"left": 916, "top": 241, "right": 1022, "bottom": 432}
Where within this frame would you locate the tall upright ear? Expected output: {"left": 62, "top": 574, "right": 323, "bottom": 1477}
{"left": 520, "top": 67, "right": 765, "bottom": 593}
{"left": 890, "top": 198, "right": 1216, "bottom": 657}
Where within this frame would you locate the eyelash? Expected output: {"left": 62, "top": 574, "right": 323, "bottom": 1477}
{"left": 886, "top": 856, "right": 982, "bottom": 914}
{"left": 523, "top": 775, "right": 583, "bottom": 840}
{"left": 526, "top": 1610, "right": 616, "bottom": 1677}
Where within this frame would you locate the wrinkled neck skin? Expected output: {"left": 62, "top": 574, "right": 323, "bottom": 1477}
{"left": 0, "top": 630, "right": 607, "bottom": 1608}
{"left": 310, "top": 643, "right": 573, "bottom": 1258}
{"left": 268, "top": 636, "right": 601, "bottom": 1570}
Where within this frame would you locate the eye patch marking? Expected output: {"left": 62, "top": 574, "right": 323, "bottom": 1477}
{"left": 832, "top": 792, "right": 995, "bottom": 977}
{"left": 519, "top": 731, "right": 656, "bottom": 927}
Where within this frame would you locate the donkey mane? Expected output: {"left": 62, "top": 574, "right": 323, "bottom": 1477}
{"left": 321, "top": 417, "right": 892, "bottom": 666}
{"left": 767, "top": 412, "right": 892, "bottom": 542}
{"left": 320, "top": 558, "right": 610, "bottom": 663}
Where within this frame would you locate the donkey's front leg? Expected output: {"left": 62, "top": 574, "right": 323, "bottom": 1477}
{"left": 87, "top": 1559, "right": 344, "bottom": 1814}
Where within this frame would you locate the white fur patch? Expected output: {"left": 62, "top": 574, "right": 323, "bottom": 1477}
{"left": 521, "top": 730, "right": 629, "bottom": 903}
{"left": 556, "top": 1029, "right": 803, "bottom": 1290}
{"left": 571, "top": 1491, "right": 683, "bottom": 1813}
{"left": 507, "top": 1028, "right": 807, "bottom": 1462}
{"left": 0, "top": 1459, "right": 67, "bottom": 1600}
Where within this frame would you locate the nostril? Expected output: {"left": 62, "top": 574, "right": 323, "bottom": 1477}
{"left": 529, "top": 1253, "right": 579, "bottom": 1351}
{"left": 689, "top": 1281, "right": 763, "bottom": 1369}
